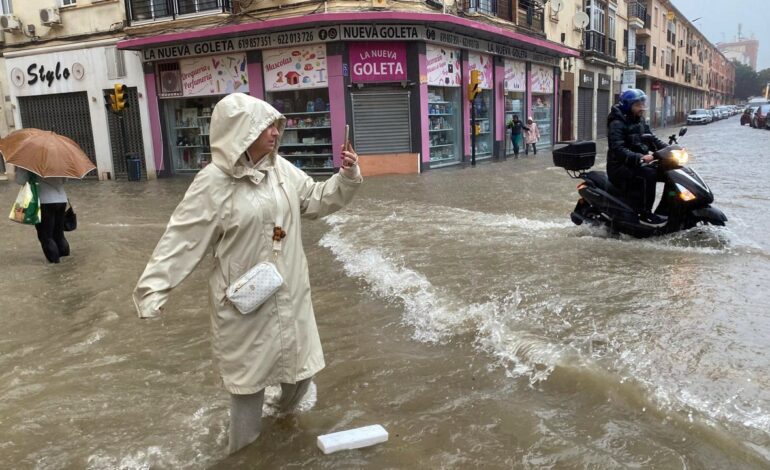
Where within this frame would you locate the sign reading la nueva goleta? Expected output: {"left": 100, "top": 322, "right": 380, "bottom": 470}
{"left": 140, "top": 24, "right": 559, "bottom": 67}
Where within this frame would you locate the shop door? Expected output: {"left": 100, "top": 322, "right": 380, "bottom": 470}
{"left": 577, "top": 88, "right": 594, "bottom": 141}
{"left": 560, "top": 90, "right": 573, "bottom": 141}
{"left": 596, "top": 90, "right": 610, "bottom": 139}
{"left": 18, "top": 92, "right": 97, "bottom": 177}
{"left": 105, "top": 87, "right": 147, "bottom": 179}
{"left": 351, "top": 91, "right": 411, "bottom": 154}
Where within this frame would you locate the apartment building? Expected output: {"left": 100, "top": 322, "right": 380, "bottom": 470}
{"left": 0, "top": 0, "right": 156, "bottom": 179}
{"left": 545, "top": 0, "right": 734, "bottom": 138}
{"left": 116, "top": 0, "right": 579, "bottom": 175}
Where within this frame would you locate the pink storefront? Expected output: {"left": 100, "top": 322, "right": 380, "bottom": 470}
{"left": 118, "top": 13, "right": 578, "bottom": 176}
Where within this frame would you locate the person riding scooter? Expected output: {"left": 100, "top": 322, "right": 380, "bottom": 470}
{"left": 607, "top": 89, "right": 668, "bottom": 226}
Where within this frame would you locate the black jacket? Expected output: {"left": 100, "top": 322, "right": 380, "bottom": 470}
{"left": 606, "top": 104, "right": 667, "bottom": 173}
{"left": 507, "top": 120, "right": 529, "bottom": 135}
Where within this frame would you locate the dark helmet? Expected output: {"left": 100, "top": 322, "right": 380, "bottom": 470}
{"left": 619, "top": 88, "right": 647, "bottom": 113}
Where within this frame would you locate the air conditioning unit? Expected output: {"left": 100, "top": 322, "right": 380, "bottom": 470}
{"left": 40, "top": 8, "right": 61, "bottom": 25}
{"left": 0, "top": 14, "right": 21, "bottom": 32}
{"left": 159, "top": 70, "right": 182, "bottom": 94}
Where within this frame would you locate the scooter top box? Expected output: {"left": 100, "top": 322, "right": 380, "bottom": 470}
{"left": 553, "top": 141, "right": 596, "bottom": 171}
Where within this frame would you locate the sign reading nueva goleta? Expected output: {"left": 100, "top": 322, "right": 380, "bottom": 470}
{"left": 140, "top": 24, "right": 559, "bottom": 67}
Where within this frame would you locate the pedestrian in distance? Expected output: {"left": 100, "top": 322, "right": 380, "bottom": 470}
{"left": 15, "top": 168, "right": 70, "bottom": 263}
{"left": 506, "top": 114, "right": 529, "bottom": 158}
{"left": 132, "top": 93, "right": 363, "bottom": 455}
{"left": 606, "top": 88, "right": 668, "bottom": 226}
{"left": 524, "top": 117, "right": 540, "bottom": 155}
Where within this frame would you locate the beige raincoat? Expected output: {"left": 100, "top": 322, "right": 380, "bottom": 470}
{"left": 133, "top": 93, "right": 362, "bottom": 394}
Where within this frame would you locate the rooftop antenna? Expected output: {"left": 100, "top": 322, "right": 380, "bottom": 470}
{"left": 738, "top": 23, "right": 742, "bottom": 40}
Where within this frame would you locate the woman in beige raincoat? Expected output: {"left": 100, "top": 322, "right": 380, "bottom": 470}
{"left": 133, "top": 93, "right": 362, "bottom": 454}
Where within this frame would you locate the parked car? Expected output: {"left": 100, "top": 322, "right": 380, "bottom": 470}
{"left": 708, "top": 109, "right": 720, "bottom": 121}
{"left": 742, "top": 106, "right": 757, "bottom": 126}
{"left": 754, "top": 104, "right": 770, "bottom": 129}
{"left": 687, "top": 109, "right": 712, "bottom": 125}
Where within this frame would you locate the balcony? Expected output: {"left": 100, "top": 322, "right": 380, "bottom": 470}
{"left": 628, "top": 1, "right": 647, "bottom": 29}
{"left": 627, "top": 48, "right": 650, "bottom": 69}
{"left": 517, "top": 0, "right": 545, "bottom": 33}
{"left": 584, "top": 30, "right": 606, "bottom": 55}
{"left": 127, "top": 0, "right": 231, "bottom": 23}
{"left": 463, "top": 0, "right": 496, "bottom": 16}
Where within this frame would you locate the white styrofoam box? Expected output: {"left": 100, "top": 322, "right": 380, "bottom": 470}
{"left": 317, "top": 424, "right": 388, "bottom": 454}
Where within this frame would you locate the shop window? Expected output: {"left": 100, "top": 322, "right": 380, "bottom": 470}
{"left": 428, "top": 88, "right": 462, "bottom": 167}
{"left": 163, "top": 97, "right": 222, "bottom": 172}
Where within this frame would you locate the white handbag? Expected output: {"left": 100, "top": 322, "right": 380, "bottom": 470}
{"left": 226, "top": 262, "right": 283, "bottom": 314}
{"left": 224, "top": 169, "right": 287, "bottom": 315}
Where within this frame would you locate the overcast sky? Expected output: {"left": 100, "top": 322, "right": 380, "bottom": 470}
{"left": 671, "top": 0, "right": 769, "bottom": 70}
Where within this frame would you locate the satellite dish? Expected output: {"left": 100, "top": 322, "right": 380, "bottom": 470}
{"left": 573, "top": 11, "right": 590, "bottom": 29}
{"left": 551, "top": 0, "right": 564, "bottom": 13}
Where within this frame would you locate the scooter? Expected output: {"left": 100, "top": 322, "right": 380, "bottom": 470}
{"left": 554, "top": 127, "right": 727, "bottom": 238}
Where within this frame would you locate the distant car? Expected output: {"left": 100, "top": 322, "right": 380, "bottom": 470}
{"left": 741, "top": 106, "right": 757, "bottom": 126}
{"left": 708, "top": 109, "right": 720, "bottom": 121}
{"left": 687, "top": 109, "right": 712, "bottom": 125}
{"left": 754, "top": 104, "right": 770, "bottom": 129}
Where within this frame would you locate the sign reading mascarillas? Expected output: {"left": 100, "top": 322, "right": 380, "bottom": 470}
{"left": 349, "top": 42, "right": 407, "bottom": 83}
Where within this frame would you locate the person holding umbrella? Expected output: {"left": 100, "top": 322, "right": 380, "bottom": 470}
{"left": 1, "top": 128, "right": 95, "bottom": 263}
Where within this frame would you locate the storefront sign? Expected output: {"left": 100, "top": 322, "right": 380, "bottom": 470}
{"left": 349, "top": 42, "right": 407, "bottom": 83}
{"left": 179, "top": 53, "right": 249, "bottom": 96}
{"left": 426, "top": 44, "right": 461, "bottom": 87}
{"left": 468, "top": 52, "right": 493, "bottom": 89}
{"left": 504, "top": 60, "right": 526, "bottom": 92}
{"left": 598, "top": 73, "right": 611, "bottom": 90}
{"left": 263, "top": 44, "right": 328, "bottom": 91}
{"left": 579, "top": 70, "right": 595, "bottom": 89}
{"left": 25, "top": 62, "right": 71, "bottom": 87}
{"left": 139, "top": 24, "right": 561, "bottom": 68}
{"left": 532, "top": 64, "right": 555, "bottom": 93}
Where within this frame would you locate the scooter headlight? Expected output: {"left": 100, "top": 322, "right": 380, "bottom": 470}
{"left": 676, "top": 183, "right": 697, "bottom": 202}
{"left": 670, "top": 149, "right": 689, "bottom": 165}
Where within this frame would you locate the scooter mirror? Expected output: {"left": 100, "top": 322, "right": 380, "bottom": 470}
{"left": 679, "top": 127, "right": 688, "bottom": 136}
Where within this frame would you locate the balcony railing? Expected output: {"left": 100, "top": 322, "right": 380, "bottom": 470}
{"left": 127, "top": 0, "right": 231, "bottom": 23}
{"left": 584, "top": 30, "right": 606, "bottom": 55}
{"left": 517, "top": 0, "right": 544, "bottom": 33}
{"left": 627, "top": 48, "right": 650, "bottom": 69}
{"left": 628, "top": 1, "right": 647, "bottom": 23}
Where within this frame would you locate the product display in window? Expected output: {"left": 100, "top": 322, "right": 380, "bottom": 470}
{"left": 267, "top": 89, "right": 333, "bottom": 174}
{"left": 165, "top": 97, "right": 221, "bottom": 172}
{"left": 428, "top": 87, "right": 461, "bottom": 166}
{"left": 532, "top": 95, "right": 553, "bottom": 145}
{"left": 473, "top": 90, "right": 493, "bottom": 158}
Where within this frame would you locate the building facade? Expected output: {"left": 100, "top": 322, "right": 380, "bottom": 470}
{"left": 1, "top": 0, "right": 156, "bottom": 180}
{"left": 718, "top": 38, "right": 759, "bottom": 71}
{"left": 117, "top": 0, "right": 579, "bottom": 175}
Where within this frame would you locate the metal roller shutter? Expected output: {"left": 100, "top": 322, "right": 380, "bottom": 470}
{"left": 105, "top": 87, "right": 147, "bottom": 179}
{"left": 596, "top": 90, "right": 610, "bottom": 138}
{"left": 351, "top": 91, "right": 411, "bottom": 154}
{"left": 577, "top": 88, "right": 594, "bottom": 141}
{"left": 19, "top": 92, "right": 97, "bottom": 177}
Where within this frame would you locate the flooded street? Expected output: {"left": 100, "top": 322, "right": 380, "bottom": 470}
{"left": 2, "top": 116, "right": 770, "bottom": 468}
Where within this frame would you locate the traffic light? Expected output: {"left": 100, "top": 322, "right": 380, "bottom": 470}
{"left": 113, "top": 84, "right": 127, "bottom": 112}
{"left": 467, "top": 70, "right": 481, "bottom": 102}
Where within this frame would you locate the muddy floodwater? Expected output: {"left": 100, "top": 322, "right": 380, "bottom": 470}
{"left": 2, "top": 117, "right": 769, "bottom": 468}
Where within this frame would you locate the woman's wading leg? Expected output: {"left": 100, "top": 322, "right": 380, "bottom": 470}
{"left": 277, "top": 377, "right": 312, "bottom": 412}
{"left": 228, "top": 390, "right": 265, "bottom": 454}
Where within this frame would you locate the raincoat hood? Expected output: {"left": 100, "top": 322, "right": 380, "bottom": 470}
{"left": 210, "top": 93, "right": 286, "bottom": 176}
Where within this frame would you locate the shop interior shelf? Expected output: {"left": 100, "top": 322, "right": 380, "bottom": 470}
{"left": 199, "top": 133, "right": 210, "bottom": 136}
{"left": 430, "top": 156, "right": 457, "bottom": 163}
{"left": 429, "top": 113, "right": 454, "bottom": 116}
{"left": 197, "top": 116, "right": 211, "bottom": 119}
{"left": 430, "top": 143, "right": 454, "bottom": 148}
{"left": 280, "top": 143, "right": 332, "bottom": 147}
{"left": 477, "top": 131, "right": 491, "bottom": 135}
{"left": 175, "top": 126, "right": 199, "bottom": 129}
{"left": 176, "top": 145, "right": 201, "bottom": 148}
{"left": 284, "top": 127, "right": 331, "bottom": 130}
{"left": 474, "top": 117, "right": 489, "bottom": 120}
{"left": 428, "top": 101, "right": 450, "bottom": 104}
{"left": 429, "top": 128, "right": 454, "bottom": 132}
{"left": 283, "top": 111, "right": 330, "bottom": 116}
{"left": 284, "top": 154, "right": 333, "bottom": 158}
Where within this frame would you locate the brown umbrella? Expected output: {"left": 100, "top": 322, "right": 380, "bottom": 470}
{"left": 0, "top": 128, "right": 96, "bottom": 178}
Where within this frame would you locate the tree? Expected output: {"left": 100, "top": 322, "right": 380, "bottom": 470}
{"left": 732, "top": 60, "right": 759, "bottom": 100}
